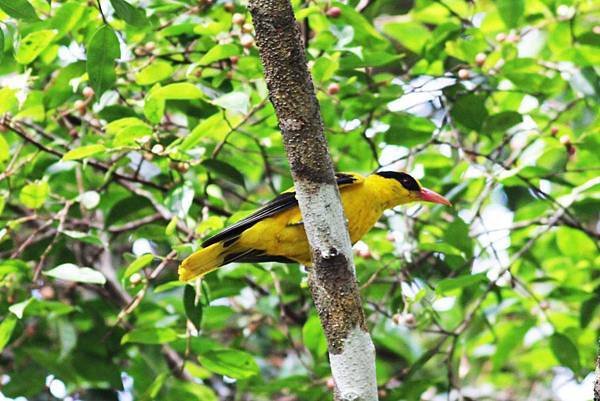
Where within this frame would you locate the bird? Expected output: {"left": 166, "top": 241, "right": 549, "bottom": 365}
{"left": 178, "top": 171, "right": 451, "bottom": 281}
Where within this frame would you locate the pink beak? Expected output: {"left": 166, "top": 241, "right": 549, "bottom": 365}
{"left": 419, "top": 187, "right": 452, "bottom": 206}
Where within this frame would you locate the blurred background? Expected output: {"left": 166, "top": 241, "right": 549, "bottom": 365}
{"left": 0, "top": 0, "right": 598, "bottom": 400}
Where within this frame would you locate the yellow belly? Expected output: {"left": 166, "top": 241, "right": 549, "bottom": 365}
{"left": 237, "top": 184, "right": 384, "bottom": 265}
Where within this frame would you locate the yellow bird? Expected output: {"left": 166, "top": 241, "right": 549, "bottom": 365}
{"left": 179, "top": 171, "right": 451, "bottom": 281}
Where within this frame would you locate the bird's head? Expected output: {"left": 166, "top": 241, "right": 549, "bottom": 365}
{"left": 374, "top": 171, "right": 452, "bottom": 208}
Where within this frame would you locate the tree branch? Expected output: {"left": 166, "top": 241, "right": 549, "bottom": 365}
{"left": 248, "top": 1, "right": 378, "bottom": 399}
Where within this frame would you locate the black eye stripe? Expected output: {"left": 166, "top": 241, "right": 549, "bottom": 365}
{"left": 375, "top": 171, "right": 421, "bottom": 191}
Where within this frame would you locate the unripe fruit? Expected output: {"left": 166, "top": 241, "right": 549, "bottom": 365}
{"left": 495, "top": 32, "right": 506, "bottom": 42}
{"left": 358, "top": 249, "right": 372, "bottom": 259}
{"left": 151, "top": 144, "right": 164, "bottom": 154}
{"left": 144, "top": 42, "right": 156, "bottom": 53}
{"left": 507, "top": 33, "right": 520, "bottom": 43}
{"left": 82, "top": 86, "right": 95, "bottom": 99}
{"left": 74, "top": 100, "right": 86, "bottom": 115}
{"left": 40, "top": 286, "right": 55, "bottom": 300}
{"left": 475, "top": 52, "right": 486, "bottom": 66}
{"left": 224, "top": 2, "right": 235, "bottom": 12}
{"left": 242, "top": 23, "right": 253, "bottom": 34}
{"left": 229, "top": 55, "right": 239, "bottom": 64}
{"left": 232, "top": 13, "right": 245, "bottom": 25}
{"left": 403, "top": 313, "right": 416, "bottom": 326}
{"left": 458, "top": 69, "right": 470, "bottom": 79}
{"left": 25, "top": 323, "right": 37, "bottom": 337}
{"left": 240, "top": 34, "right": 254, "bottom": 49}
{"left": 550, "top": 126, "right": 559, "bottom": 136}
{"left": 129, "top": 273, "right": 142, "bottom": 285}
{"left": 326, "top": 377, "right": 335, "bottom": 390}
{"left": 176, "top": 162, "right": 189, "bottom": 173}
{"left": 327, "top": 83, "right": 340, "bottom": 95}
{"left": 326, "top": 6, "right": 341, "bottom": 18}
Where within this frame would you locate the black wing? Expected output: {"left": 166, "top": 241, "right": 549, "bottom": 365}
{"left": 201, "top": 173, "right": 361, "bottom": 248}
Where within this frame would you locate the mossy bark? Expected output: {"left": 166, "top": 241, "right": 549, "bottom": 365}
{"left": 249, "top": 0, "right": 378, "bottom": 400}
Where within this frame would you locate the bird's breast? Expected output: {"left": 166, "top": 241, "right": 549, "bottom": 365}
{"left": 340, "top": 185, "right": 384, "bottom": 244}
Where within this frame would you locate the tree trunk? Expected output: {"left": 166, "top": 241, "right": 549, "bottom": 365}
{"left": 595, "top": 343, "right": 599, "bottom": 401}
{"left": 248, "top": 1, "right": 378, "bottom": 400}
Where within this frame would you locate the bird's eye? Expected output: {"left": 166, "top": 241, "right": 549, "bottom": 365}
{"left": 399, "top": 174, "right": 420, "bottom": 191}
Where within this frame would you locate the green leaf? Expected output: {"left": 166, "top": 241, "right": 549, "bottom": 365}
{"left": 386, "top": 114, "right": 436, "bottom": 147}
{"left": 556, "top": 227, "right": 596, "bottom": 259}
{"left": 8, "top": 298, "right": 32, "bottom": 319}
{"left": 121, "top": 327, "right": 178, "bottom": 345}
{"left": 496, "top": 0, "right": 524, "bottom": 29}
{"left": 109, "top": 0, "right": 148, "bottom": 27}
{"left": 19, "top": 180, "right": 49, "bottom": 209}
{"left": 184, "top": 284, "right": 203, "bottom": 332}
{"left": 550, "top": 333, "right": 580, "bottom": 373}
{"left": 144, "top": 84, "right": 166, "bottom": 124}
{"left": 50, "top": 2, "right": 86, "bottom": 39}
{"left": 202, "top": 159, "right": 245, "bottom": 187}
{"left": 106, "top": 117, "right": 153, "bottom": 146}
{"left": 0, "top": 134, "right": 9, "bottom": 163}
{"left": 15, "top": 30, "right": 57, "bottom": 64}
{"left": 44, "top": 263, "right": 107, "bottom": 285}
{"left": 140, "top": 372, "right": 168, "bottom": 401}
{"left": 56, "top": 319, "right": 77, "bottom": 360}
{"left": 580, "top": 296, "right": 598, "bottom": 329}
{"left": 302, "top": 315, "right": 327, "bottom": 358}
{"left": 420, "top": 242, "right": 465, "bottom": 258}
{"left": 87, "top": 25, "right": 121, "bottom": 96}
{"left": 0, "top": 315, "right": 17, "bottom": 352}
{"left": 482, "top": 111, "right": 522, "bottom": 134}
{"left": 198, "top": 44, "right": 239, "bottom": 66}
{"left": 0, "top": 27, "right": 4, "bottom": 64}
{"left": 436, "top": 273, "right": 486, "bottom": 294}
{"left": 123, "top": 254, "right": 154, "bottom": 278}
{"left": 179, "top": 113, "right": 240, "bottom": 150}
{"left": 0, "top": 0, "right": 39, "bottom": 21}
{"left": 135, "top": 60, "right": 174, "bottom": 85}
{"left": 62, "top": 144, "right": 105, "bottom": 161}
{"left": 450, "top": 94, "right": 488, "bottom": 131}
{"left": 0, "top": 87, "right": 18, "bottom": 115}
{"left": 165, "top": 216, "right": 178, "bottom": 236}
{"left": 152, "top": 83, "right": 204, "bottom": 100}
{"left": 199, "top": 349, "right": 259, "bottom": 379}
{"left": 211, "top": 92, "right": 250, "bottom": 114}
{"left": 312, "top": 56, "right": 339, "bottom": 83}
{"left": 62, "top": 230, "right": 104, "bottom": 247}
{"left": 383, "top": 22, "right": 431, "bottom": 53}
{"left": 492, "top": 320, "right": 534, "bottom": 370}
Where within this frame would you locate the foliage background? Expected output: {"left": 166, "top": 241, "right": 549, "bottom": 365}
{"left": 0, "top": 0, "right": 599, "bottom": 400}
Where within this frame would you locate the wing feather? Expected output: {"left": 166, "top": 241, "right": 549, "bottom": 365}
{"left": 201, "top": 172, "right": 363, "bottom": 247}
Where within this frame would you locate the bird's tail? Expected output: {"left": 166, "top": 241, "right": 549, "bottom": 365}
{"left": 178, "top": 242, "right": 229, "bottom": 281}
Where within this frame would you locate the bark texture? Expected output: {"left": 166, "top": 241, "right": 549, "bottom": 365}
{"left": 248, "top": 1, "right": 378, "bottom": 400}
{"left": 595, "top": 345, "right": 599, "bottom": 401}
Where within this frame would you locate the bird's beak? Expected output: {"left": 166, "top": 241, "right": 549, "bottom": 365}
{"left": 419, "top": 188, "right": 452, "bottom": 206}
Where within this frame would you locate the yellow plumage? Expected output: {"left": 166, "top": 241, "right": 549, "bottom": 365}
{"left": 179, "top": 171, "right": 450, "bottom": 281}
